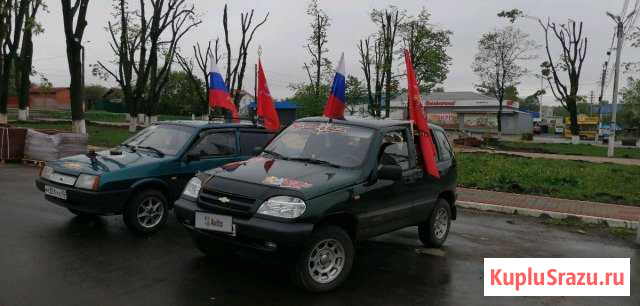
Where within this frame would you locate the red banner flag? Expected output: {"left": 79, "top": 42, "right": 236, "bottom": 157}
{"left": 404, "top": 49, "right": 440, "bottom": 178}
{"left": 257, "top": 59, "right": 280, "bottom": 132}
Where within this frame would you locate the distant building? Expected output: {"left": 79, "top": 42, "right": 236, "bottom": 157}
{"left": 248, "top": 100, "right": 299, "bottom": 126}
{"left": 389, "top": 91, "right": 533, "bottom": 134}
{"left": 8, "top": 87, "right": 71, "bottom": 110}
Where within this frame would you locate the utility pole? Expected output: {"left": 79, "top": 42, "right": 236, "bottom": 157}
{"left": 598, "top": 61, "right": 608, "bottom": 125}
{"left": 607, "top": 9, "right": 636, "bottom": 157}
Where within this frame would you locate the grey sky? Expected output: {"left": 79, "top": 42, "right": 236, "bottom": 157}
{"left": 33, "top": 0, "right": 639, "bottom": 106}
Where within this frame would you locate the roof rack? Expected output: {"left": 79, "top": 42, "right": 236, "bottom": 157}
{"left": 207, "top": 115, "right": 263, "bottom": 127}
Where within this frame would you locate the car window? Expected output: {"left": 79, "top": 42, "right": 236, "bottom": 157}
{"left": 189, "top": 131, "right": 237, "bottom": 157}
{"left": 239, "top": 131, "right": 275, "bottom": 155}
{"left": 380, "top": 130, "right": 411, "bottom": 170}
{"left": 265, "top": 122, "right": 375, "bottom": 168}
{"left": 434, "top": 130, "right": 453, "bottom": 161}
{"left": 123, "top": 124, "right": 194, "bottom": 156}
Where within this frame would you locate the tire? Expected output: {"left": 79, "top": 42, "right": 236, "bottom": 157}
{"left": 67, "top": 208, "right": 96, "bottom": 217}
{"left": 292, "top": 225, "right": 354, "bottom": 292}
{"left": 123, "top": 189, "right": 168, "bottom": 235}
{"left": 418, "top": 198, "right": 452, "bottom": 248}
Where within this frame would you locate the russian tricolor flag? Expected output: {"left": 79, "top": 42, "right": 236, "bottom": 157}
{"left": 209, "top": 55, "right": 239, "bottom": 120}
{"left": 323, "top": 53, "right": 346, "bottom": 119}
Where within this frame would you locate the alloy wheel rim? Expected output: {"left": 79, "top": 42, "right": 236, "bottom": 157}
{"left": 307, "top": 238, "right": 345, "bottom": 284}
{"left": 433, "top": 207, "right": 449, "bottom": 239}
{"left": 137, "top": 197, "right": 164, "bottom": 228}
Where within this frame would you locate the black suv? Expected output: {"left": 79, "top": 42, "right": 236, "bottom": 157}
{"left": 175, "top": 117, "right": 457, "bottom": 291}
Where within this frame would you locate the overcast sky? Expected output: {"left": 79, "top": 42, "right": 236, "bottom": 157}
{"left": 33, "top": 0, "right": 640, "bottom": 106}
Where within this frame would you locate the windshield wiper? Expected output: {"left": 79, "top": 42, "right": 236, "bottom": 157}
{"left": 136, "top": 146, "right": 165, "bottom": 157}
{"left": 288, "top": 157, "right": 342, "bottom": 168}
{"left": 121, "top": 143, "right": 136, "bottom": 152}
{"left": 262, "top": 149, "right": 287, "bottom": 160}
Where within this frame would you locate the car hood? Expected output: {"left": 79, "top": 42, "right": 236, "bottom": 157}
{"left": 48, "top": 149, "right": 170, "bottom": 176}
{"left": 206, "top": 156, "right": 361, "bottom": 199}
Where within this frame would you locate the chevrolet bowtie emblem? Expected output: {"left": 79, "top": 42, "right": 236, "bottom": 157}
{"left": 218, "top": 197, "right": 230, "bottom": 204}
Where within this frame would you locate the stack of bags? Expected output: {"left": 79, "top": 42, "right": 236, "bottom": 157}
{"left": 24, "top": 129, "right": 87, "bottom": 161}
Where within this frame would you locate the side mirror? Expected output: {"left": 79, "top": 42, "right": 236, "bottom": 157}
{"left": 252, "top": 146, "right": 264, "bottom": 156}
{"left": 185, "top": 153, "right": 201, "bottom": 163}
{"left": 377, "top": 165, "right": 403, "bottom": 181}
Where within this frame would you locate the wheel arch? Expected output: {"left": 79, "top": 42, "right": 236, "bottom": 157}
{"left": 315, "top": 212, "right": 358, "bottom": 242}
{"left": 438, "top": 190, "right": 457, "bottom": 220}
{"left": 126, "top": 178, "right": 171, "bottom": 207}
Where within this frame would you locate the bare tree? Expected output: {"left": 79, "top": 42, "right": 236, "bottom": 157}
{"left": 98, "top": 0, "right": 200, "bottom": 128}
{"left": 61, "top": 0, "right": 90, "bottom": 134}
{"left": 472, "top": 26, "right": 537, "bottom": 133}
{"left": 303, "top": 0, "right": 330, "bottom": 102}
{"left": 222, "top": 4, "right": 268, "bottom": 106}
{"left": 539, "top": 19, "right": 588, "bottom": 136}
{"left": 357, "top": 36, "right": 387, "bottom": 118}
{"left": 0, "top": 1, "right": 11, "bottom": 124}
{"left": 15, "top": 0, "right": 44, "bottom": 121}
{"left": 176, "top": 39, "right": 221, "bottom": 115}
{"left": 373, "top": 8, "right": 402, "bottom": 118}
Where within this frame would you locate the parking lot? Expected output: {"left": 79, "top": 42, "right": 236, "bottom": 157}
{"left": 0, "top": 163, "right": 638, "bottom": 306}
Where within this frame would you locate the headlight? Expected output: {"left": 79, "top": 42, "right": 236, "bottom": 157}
{"left": 75, "top": 174, "right": 100, "bottom": 190}
{"left": 257, "top": 196, "right": 306, "bottom": 219}
{"left": 40, "top": 166, "right": 54, "bottom": 180}
{"left": 182, "top": 177, "right": 202, "bottom": 200}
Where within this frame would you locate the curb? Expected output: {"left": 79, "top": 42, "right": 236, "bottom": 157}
{"left": 457, "top": 200, "right": 639, "bottom": 230}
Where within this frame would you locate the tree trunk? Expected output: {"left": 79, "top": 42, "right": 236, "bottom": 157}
{"left": 0, "top": 57, "right": 10, "bottom": 124}
{"left": 68, "top": 48, "right": 86, "bottom": 134}
{"left": 17, "top": 21, "right": 33, "bottom": 120}
{"left": 567, "top": 96, "right": 579, "bottom": 136}
{"left": 497, "top": 99, "right": 503, "bottom": 134}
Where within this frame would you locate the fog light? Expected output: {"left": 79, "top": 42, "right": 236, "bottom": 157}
{"left": 264, "top": 241, "right": 277, "bottom": 250}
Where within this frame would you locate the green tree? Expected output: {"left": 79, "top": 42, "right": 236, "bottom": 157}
{"left": 621, "top": 78, "right": 640, "bottom": 131}
{"left": 345, "top": 75, "right": 365, "bottom": 115}
{"left": 290, "top": 83, "right": 328, "bottom": 118}
{"left": 84, "top": 85, "right": 109, "bottom": 109}
{"left": 401, "top": 8, "right": 452, "bottom": 93}
{"left": 473, "top": 26, "right": 537, "bottom": 133}
{"left": 158, "top": 71, "right": 205, "bottom": 116}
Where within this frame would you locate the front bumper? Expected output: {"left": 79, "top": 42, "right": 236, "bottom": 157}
{"left": 35, "top": 178, "right": 129, "bottom": 215}
{"left": 174, "top": 198, "right": 314, "bottom": 253}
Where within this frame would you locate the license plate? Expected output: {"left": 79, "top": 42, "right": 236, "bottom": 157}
{"left": 45, "top": 185, "right": 67, "bottom": 200}
{"left": 195, "top": 212, "right": 236, "bottom": 235}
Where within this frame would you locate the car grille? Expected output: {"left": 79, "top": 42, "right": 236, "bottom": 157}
{"left": 198, "top": 188, "right": 256, "bottom": 218}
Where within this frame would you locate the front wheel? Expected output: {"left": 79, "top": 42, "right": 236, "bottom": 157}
{"left": 418, "top": 198, "right": 452, "bottom": 248}
{"left": 123, "top": 189, "right": 168, "bottom": 235}
{"left": 292, "top": 225, "right": 354, "bottom": 292}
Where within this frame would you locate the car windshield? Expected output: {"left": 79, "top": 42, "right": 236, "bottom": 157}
{"left": 123, "top": 124, "right": 194, "bottom": 156}
{"left": 264, "top": 122, "right": 374, "bottom": 168}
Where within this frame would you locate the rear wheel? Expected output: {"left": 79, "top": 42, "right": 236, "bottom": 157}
{"left": 123, "top": 189, "right": 168, "bottom": 235}
{"left": 292, "top": 225, "right": 354, "bottom": 292}
{"left": 418, "top": 198, "right": 452, "bottom": 248}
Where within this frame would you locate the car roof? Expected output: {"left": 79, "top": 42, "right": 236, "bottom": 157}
{"left": 296, "top": 117, "right": 444, "bottom": 131}
{"left": 156, "top": 120, "right": 262, "bottom": 130}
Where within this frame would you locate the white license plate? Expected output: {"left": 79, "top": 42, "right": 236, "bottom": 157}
{"left": 195, "top": 212, "right": 236, "bottom": 235}
{"left": 45, "top": 185, "right": 68, "bottom": 200}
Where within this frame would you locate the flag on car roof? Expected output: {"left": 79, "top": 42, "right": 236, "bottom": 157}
{"left": 209, "top": 54, "right": 239, "bottom": 121}
{"left": 404, "top": 49, "right": 440, "bottom": 179}
{"left": 257, "top": 58, "right": 280, "bottom": 132}
{"left": 323, "top": 53, "right": 346, "bottom": 119}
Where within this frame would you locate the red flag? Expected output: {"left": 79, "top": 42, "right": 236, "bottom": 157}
{"left": 257, "top": 59, "right": 280, "bottom": 131}
{"left": 404, "top": 49, "right": 440, "bottom": 178}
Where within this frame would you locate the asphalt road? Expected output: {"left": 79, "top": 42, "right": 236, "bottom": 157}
{"left": 0, "top": 164, "right": 638, "bottom": 306}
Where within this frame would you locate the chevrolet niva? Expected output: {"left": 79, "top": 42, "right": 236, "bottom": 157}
{"left": 175, "top": 117, "right": 457, "bottom": 292}
{"left": 36, "top": 121, "right": 276, "bottom": 234}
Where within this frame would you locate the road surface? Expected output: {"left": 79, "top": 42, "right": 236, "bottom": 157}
{"left": 0, "top": 164, "right": 637, "bottom": 306}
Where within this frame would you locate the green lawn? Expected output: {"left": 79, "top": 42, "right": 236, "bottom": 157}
{"left": 12, "top": 121, "right": 133, "bottom": 148}
{"left": 458, "top": 152, "right": 640, "bottom": 206}
{"left": 493, "top": 141, "right": 640, "bottom": 159}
